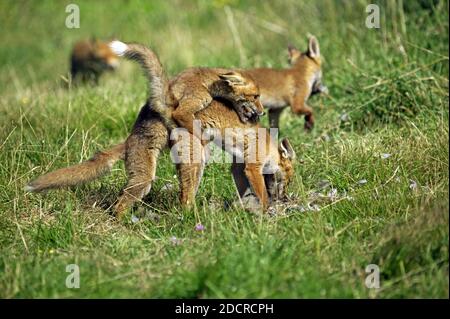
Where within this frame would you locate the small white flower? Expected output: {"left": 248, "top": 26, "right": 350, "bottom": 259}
{"left": 170, "top": 236, "right": 182, "bottom": 245}
{"left": 131, "top": 215, "right": 140, "bottom": 223}
{"left": 308, "top": 203, "right": 321, "bottom": 211}
{"left": 340, "top": 113, "right": 350, "bottom": 122}
{"left": 321, "top": 134, "right": 331, "bottom": 142}
{"left": 328, "top": 188, "right": 338, "bottom": 200}
{"left": 160, "top": 183, "right": 174, "bottom": 191}
{"left": 381, "top": 153, "right": 391, "bottom": 159}
{"left": 358, "top": 179, "right": 368, "bottom": 185}
{"left": 409, "top": 179, "right": 418, "bottom": 191}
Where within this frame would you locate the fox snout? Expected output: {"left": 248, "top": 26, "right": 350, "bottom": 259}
{"left": 255, "top": 99, "right": 265, "bottom": 116}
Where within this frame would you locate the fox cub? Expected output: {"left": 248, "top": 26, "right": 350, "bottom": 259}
{"left": 241, "top": 36, "right": 327, "bottom": 130}
{"left": 27, "top": 41, "right": 295, "bottom": 217}
{"left": 70, "top": 38, "right": 120, "bottom": 84}
{"left": 108, "top": 41, "right": 264, "bottom": 131}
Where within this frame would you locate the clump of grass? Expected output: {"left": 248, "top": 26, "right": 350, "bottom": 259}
{"left": 340, "top": 59, "right": 448, "bottom": 130}
{"left": 370, "top": 199, "right": 449, "bottom": 297}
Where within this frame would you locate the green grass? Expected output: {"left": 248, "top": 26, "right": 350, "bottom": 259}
{"left": 0, "top": 0, "right": 448, "bottom": 298}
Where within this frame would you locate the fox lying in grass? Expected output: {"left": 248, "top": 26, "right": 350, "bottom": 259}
{"left": 27, "top": 41, "right": 295, "bottom": 217}
{"left": 241, "top": 36, "right": 328, "bottom": 131}
{"left": 70, "top": 38, "right": 120, "bottom": 84}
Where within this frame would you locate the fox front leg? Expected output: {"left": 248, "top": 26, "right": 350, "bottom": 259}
{"left": 268, "top": 108, "right": 284, "bottom": 128}
{"left": 231, "top": 163, "right": 263, "bottom": 212}
{"left": 232, "top": 100, "right": 265, "bottom": 124}
{"left": 175, "top": 135, "right": 206, "bottom": 207}
{"left": 172, "top": 96, "right": 212, "bottom": 138}
{"left": 244, "top": 164, "right": 269, "bottom": 211}
{"left": 291, "top": 92, "right": 314, "bottom": 131}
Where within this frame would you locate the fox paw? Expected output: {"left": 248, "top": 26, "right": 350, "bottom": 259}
{"left": 304, "top": 119, "right": 314, "bottom": 132}
{"left": 235, "top": 101, "right": 264, "bottom": 123}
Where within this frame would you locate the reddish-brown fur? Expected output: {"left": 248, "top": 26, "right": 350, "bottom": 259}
{"left": 70, "top": 39, "right": 119, "bottom": 83}
{"left": 241, "top": 36, "right": 326, "bottom": 130}
{"left": 27, "top": 41, "right": 295, "bottom": 218}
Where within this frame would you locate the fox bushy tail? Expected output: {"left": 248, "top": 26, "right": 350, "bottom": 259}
{"left": 26, "top": 41, "right": 170, "bottom": 193}
{"left": 109, "top": 40, "right": 173, "bottom": 126}
{"left": 25, "top": 143, "right": 125, "bottom": 192}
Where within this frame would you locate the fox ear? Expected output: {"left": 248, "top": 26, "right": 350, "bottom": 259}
{"left": 279, "top": 138, "right": 295, "bottom": 159}
{"left": 288, "top": 44, "right": 299, "bottom": 55}
{"left": 287, "top": 44, "right": 301, "bottom": 65}
{"left": 219, "top": 71, "right": 247, "bottom": 86}
{"left": 307, "top": 36, "right": 320, "bottom": 58}
{"left": 288, "top": 44, "right": 302, "bottom": 61}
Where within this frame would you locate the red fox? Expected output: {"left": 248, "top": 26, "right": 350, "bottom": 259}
{"left": 241, "top": 36, "right": 327, "bottom": 130}
{"left": 26, "top": 41, "right": 295, "bottom": 217}
{"left": 70, "top": 38, "right": 120, "bottom": 84}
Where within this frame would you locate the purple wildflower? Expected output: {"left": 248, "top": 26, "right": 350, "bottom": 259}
{"left": 195, "top": 223, "right": 205, "bottom": 232}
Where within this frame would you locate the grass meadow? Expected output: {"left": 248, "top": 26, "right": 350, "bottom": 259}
{"left": 0, "top": 0, "right": 448, "bottom": 298}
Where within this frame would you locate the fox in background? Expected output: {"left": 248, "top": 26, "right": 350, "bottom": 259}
{"left": 70, "top": 38, "right": 120, "bottom": 84}
{"left": 242, "top": 36, "right": 328, "bottom": 131}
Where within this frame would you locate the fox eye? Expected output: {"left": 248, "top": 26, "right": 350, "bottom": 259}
{"left": 246, "top": 94, "right": 259, "bottom": 100}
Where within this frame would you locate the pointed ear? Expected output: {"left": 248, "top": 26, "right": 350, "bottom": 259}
{"left": 307, "top": 36, "right": 320, "bottom": 58}
{"left": 288, "top": 44, "right": 299, "bottom": 55}
{"left": 279, "top": 138, "right": 295, "bottom": 159}
{"left": 219, "top": 71, "right": 247, "bottom": 86}
{"left": 287, "top": 44, "right": 301, "bottom": 62}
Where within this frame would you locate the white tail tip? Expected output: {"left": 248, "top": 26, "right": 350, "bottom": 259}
{"left": 109, "top": 40, "right": 128, "bottom": 56}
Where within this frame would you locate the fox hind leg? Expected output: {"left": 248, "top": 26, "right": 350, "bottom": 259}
{"left": 114, "top": 147, "right": 158, "bottom": 218}
{"left": 114, "top": 119, "right": 168, "bottom": 218}
{"left": 291, "top": 93, "right": 314, "bottom": 131}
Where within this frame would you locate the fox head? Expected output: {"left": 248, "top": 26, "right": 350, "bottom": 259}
{"left": 266, "top": 137, "right": 296, "bottom": 202}
{"left": 218, "top": 71, "right": 265, "bottom": 118}
{"left": 90, "top": 39, "right": 120, "bottom": 71}
{"left": 288, "top": 36, "right": 328, "bottom": 97}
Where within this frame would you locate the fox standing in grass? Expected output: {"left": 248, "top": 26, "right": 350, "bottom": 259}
{"left": 27, "top": 41, "right": 295, "bottom": 217}
{"left": 70, "top": 38, "right": 120, "bottom": 84}
{"left": 242, "top": 36, "right": 327, "bottom": 130}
